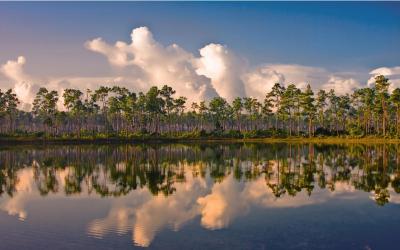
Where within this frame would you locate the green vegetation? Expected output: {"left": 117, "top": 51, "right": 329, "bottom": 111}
{"left": 1, "top": 75, "right": 400, "bottom": 141}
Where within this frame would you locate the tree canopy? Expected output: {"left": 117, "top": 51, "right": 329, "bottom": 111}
{"left": 1, "top": 75, "right": 400, "bottom": 138}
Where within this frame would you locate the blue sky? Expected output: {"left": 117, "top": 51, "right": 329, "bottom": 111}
{"left": 1, "top": 2, "right": 399, "bottom": 72}
{"left": 1, "top": 2, "right": 400, "bottom": 107}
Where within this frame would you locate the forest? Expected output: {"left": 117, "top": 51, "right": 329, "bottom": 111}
{"left": 0, "top": 74, "right": 399, "bottom": 139}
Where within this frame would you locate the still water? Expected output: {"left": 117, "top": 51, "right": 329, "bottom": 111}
{"left": 1, "top": 143, "right": 400, "bottom": 249}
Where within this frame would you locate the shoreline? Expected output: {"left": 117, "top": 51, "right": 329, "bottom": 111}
{"left": 2, "top": 136, "right": 400, "bottom": 145}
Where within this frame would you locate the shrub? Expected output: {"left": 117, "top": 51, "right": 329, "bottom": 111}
{"left": 242, "top": 130, "right": 271, "bottom": 138}
{"left": 34, "top": 131, "right": 45, "bottom": 138}
{"left": 199, "top": 129, "right": 208, "bottom": 137}
{"left": 347, "top": 124, "right": 364, "bottom": 137}
{"left": 315, "top": 127, "right": 333, "bottom": 136}
{"left": 223, "top": 130, "right": 243, "bottom": 138}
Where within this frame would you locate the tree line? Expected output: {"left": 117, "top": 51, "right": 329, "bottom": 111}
{"left": 0, "top": 74, "right": 399, "bottom": 138}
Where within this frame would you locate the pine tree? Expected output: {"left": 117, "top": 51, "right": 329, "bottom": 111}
{"left": 32, "top": 87, "right": 59, "bottom": 135}
{"left": 390, "top": 88, "right": 400, "bottom": 137}
{"left": 301, "top": 84, "right": 316, "bottom": 137}
{"left": 268, "top": 83, "right": 285, "bottom": 130}
{"left": 375, "top": 75, "right": 390, "bottom": 136}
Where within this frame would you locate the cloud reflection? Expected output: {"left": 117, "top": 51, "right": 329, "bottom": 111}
{"left": 2, "top": 144, "right": 400, "bottom": 247}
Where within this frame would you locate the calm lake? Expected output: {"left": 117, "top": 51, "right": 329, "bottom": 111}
{"left": 1, "top": 143, "right": 400, "bottom": 249}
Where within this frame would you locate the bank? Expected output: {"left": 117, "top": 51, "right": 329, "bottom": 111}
{"left": 1, "top": 135, "right": 400, "bottom": 145}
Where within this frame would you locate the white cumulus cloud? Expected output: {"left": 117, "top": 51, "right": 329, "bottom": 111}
{"left": 368, "top": 66, "right": 400, "bottom": 91}
{"left": 322, "top": 76, "right": 361, "bottom": 95}
{"left": 196, "top": 43, "right": 246, "bottom": 102}
{"left": 85, "top": 26, "right": 219, "bottom": 103}
{"left": 243, "top": 64, "right": 362, "bottom": 98}
{"left": 1, "top": 26, "right": 400, "bottom": 109}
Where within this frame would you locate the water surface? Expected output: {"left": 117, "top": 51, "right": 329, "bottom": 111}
{"left": 1, "top": 143, "right": 400, "bottom": 249}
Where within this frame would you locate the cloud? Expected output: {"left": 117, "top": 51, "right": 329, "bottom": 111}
{"left": 196, "top": 43, "right": 246, "bottom": 101}
{"left": 0, "top": 168, "right": 34, "bottom": 221}
{"left": 0, "top": 56, "right": 39, "bottom": 110}
{"left": 0, "top": 56, "right": 128, "bottom": 110}
{"left": 1, "top": 161, "right": 390, "bottom": 247}
{"left": 321, "top": 76, "right": 361, "bottom": 95}
{"left": 0, "top": 56, "right": 28, "bottom": 82}
{"left": 0, "top": 166, "right": 91, "bottom": 221}
{"left": 197, "top": 175, "right": 248, "bottom": 229}
{"left": 86, "top": 26, "right": 219, "bottom": 103}
{"left": 368, "top": 66, "right": 400, "bottom": 91}
{"left": 242, "top": 64, "right": 362, "bottom": 98}
{"left": 370, "top": 66, "right": 400, "bottom": 76}
{"left": 87, "top": 166, "right": 209, "bottom": 247}
{"left": 242, "top": 66, "right": 285, "bottom": 100}
{"left": 2, "top": 26, "right": 399, "bottom": 109}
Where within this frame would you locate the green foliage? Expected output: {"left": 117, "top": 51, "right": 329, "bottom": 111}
{"left": 3, "top": 75, "right": 400, "bottom": 139}
{"left": 223, "top": 130, "right": 243, "bottom": 139}
{"left": 347, "top": 123, "right": 364, "bottom": 137}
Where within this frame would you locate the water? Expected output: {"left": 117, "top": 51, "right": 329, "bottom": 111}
{"left": 1, "top": 143, "right": 400, "bottom": 249}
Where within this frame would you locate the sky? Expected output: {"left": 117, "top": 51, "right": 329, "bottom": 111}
{"left": 0, "top": 2, "right": 400, "bottom": 109}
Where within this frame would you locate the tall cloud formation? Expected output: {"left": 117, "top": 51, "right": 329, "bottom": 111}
{"left": 85, "top": 26, "right": 219, "bottom": 103}
{"left": 0, "top": 26, "right": 399, "bottom": 109}
{"left": 0, "top": 56, "right": 38, "bottom": 110}
{"left": 196, "top": 43, "right": 247, "bottom": 101}
{"left": 83, "top": 27, "right": 364, "bottom": 101}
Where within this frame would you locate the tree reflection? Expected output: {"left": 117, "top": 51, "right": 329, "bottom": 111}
{"left": 2, "top": 143, "right": 400, "bottom": 206}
